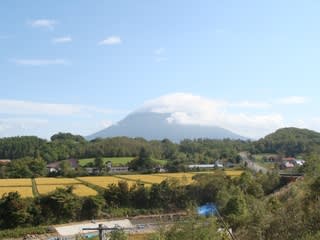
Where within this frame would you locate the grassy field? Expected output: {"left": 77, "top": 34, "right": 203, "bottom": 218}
{"left": 79, "top": 157, "right": 135, "bottom": 166}
{"left": 79, "top": 157, "right": 167, "bottom": 167}
{"left": 252, "top": 154, "right": 277, "bottom": 170}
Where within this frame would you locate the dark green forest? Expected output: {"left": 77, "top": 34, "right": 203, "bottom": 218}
{"left": 1, "top": 128, "right": 320, "bottom": 166}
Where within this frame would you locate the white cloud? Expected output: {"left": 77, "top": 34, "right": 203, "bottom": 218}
{"left": 99, "top": 36, "right": 122, "bottom": 45}
{"left": 140, "top": 93, "right": 285, "bottom": 138}
{"left": 154, "top": 48, "right": 168, "bottom": 62}
{"left": 101, "top": 120, "right": 113, "bottom": 128}
{"left": 276, "top": 96, "right": 308, "bottom": 105}
{"left": 12, "top": 59, "right": 68, "bottom": 66}
{"left": 229, "top": 101, "right": 271, "bottom": 109}
{"left": 52, "top": 36, "right": 72, "bottom": 43}
{"left": 0, "top": 99, "right": 113, "bottom": 116}
{"left": 29, "top": 19, "right": 57, "bottom": 29}
{"left": 154, "top": 48, "right": 165, "bottom": 55}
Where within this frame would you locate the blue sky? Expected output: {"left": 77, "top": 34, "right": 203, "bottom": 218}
{"left": 1, "top": 0, "right": 320, "bottom": 139}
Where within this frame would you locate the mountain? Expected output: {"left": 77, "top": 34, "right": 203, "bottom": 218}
{"left": 87, "top": 112, "right": 246, "bottom": 142}
{"left": 254, "top": 127, "right": 320, "bottom": 156}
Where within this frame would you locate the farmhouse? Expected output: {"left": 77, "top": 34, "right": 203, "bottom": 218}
{"left": 188, "top": 164, "right": 216, "bottom": 169}
{"left": 47, "top": 158, "right": 79, "bottom": 173}
{"left": 106, "top": 161, "right": 129, "bottom": 173}
{"left": 280, "top": 157, "right": 305, "bottom": 169}
{"left": 0, "top": 159, "right": 11, "bottom": 165}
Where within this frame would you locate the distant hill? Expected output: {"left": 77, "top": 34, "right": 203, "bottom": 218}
{"left": 254, "top": 127, "right": 320, "bottom": 156}
{"left": 87, "top": 112, "right": 246, "bottom": 142}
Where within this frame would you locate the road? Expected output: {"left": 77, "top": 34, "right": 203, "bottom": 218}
{"left": 239, "top": 152, "right": 268, "bottom": 174}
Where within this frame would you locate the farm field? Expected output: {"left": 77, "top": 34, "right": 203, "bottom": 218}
{"left": 0, "top": 178, "right": 33, "bottom": 197}
{"left": 35, "top": 177, "right": 80, "bottom": 185}
{"left": 78, "top": 176, "right": 138, "bottom": 188}
{"left": 117, "top": 174, "right": 168, "bottom": 184}
{"left": 0, "top": 170, "right": 243, "bottom": 197}
{"left": 0, "top": 178, "right": 32, "bottom": 186}
{"left": 153, "top": 173, "right": 196, "bottom": 184}
{"left": 0, "top": 186, "right": 33, "bottom": 197}
{"left": 35, "top": 177, "right": 97, "bottom": 196}
{"left": 37, "top": 184, "right": 97, "bottom": 196}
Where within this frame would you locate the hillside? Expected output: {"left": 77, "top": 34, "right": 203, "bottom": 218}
{"left": 87, "top": 112, "right": 246, "bottom": 142}
{"left": 254, "top": 127, "right": 320, "bottom": 156}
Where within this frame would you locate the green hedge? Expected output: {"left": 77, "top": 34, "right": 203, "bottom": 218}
{"left": 0, "top": 226, "right": 51, "bottom": 238}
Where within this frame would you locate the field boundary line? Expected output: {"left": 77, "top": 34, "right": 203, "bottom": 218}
{"left": 31, "top": 178, "right": 39, "bottom": 197}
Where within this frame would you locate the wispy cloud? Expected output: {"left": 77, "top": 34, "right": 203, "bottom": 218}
{"left": 99, "top": 36, "right": 122, "bottom": 45}
{"left": 154, "top": 47, "right": 168, "bottom": 62}
{"left": 0, "top": 118, "right": 49, "bottom": 134}
{"left": 0, "top": 100, "right": 119, "bottom": 138}
{"left": 229, "top": 101, "right": 271, "bottom": 109}
{"left": 52, "top": 36, "right": 72, "bottom": 44}
{"left": 276, "top": 96, "right": 308, "bottom": 105}
{"left": 12, "top": 58, "right": 68, "bottom": 66}
{"left": 0, "top": 99, "right": 114, "bottom": 116}
{"left": 154, "top": 48, "right": 165, "bottom": 55}
{"left": 28, "top": 19, "right": 57, "bottom": 30}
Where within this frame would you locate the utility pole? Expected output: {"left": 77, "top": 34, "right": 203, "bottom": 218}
{"left": 82, "top": 224, "right": 124, "bottom": 240}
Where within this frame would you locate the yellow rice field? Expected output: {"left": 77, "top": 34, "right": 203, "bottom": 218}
{"left": 116, "top": 174, "right": 168, "bottom": 184}
{"left": 37, "top": 184, "right": 97, "bottom": 196}
{"left": 0, "top": 170, "right": 243, "bottom": 198}
{"left": 224, "top": 170, "right": 243, "bottom": 177}
{"left": 0, "top": 178, "right": 32, "bottom": 187}
{"left": 78, "top": 176, "right": 137, "bottom": 188}
{"left": 35, "top": 177, "right": 80, "bottom": 185}
{"left": 0, "top": 186, "right": 33, "bottom": 197}
{"left": 153, "top": 173, "right": 195, "bottom": 184}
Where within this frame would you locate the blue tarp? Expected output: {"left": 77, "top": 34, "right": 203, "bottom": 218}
{"left": 197, "top": 203, "right": 217, "bottom": 216}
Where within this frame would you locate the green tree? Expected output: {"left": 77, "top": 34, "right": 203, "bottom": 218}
{"left": 129, "top": 147, "right": 155, "bottom": 171}
{"left": 106, "top": 229, "right": 128, "bottom": 240}
{"left": 159, "top": 216, "right": 224, "bottom": 240}
{"left": 80, "top": 196, "right": 105, "bottom": 220}
{"left": 39, "top": 187, "right": 81, "bottom": 223}
{"left": 94, "top": 156, "right": 104, "bottom": 173}
{"left": 0, "top": 192, "right": 30, "bottom": 229}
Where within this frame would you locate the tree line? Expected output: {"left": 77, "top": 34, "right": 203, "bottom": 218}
{"left": 2, "top": 128, "right": 320, "bottom": 165}
{"left": 0, "top": 133, "right": 249, "bottom": 164}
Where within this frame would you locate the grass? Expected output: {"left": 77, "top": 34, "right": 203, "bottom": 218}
{"left": 79, "top": 157, "right": 168, "bottom": 167}
{"left": 0, "top": 226, "right": 50, "bottom": 239}
{"left": 79, "top": 157, "right": 135, "bottom": 167}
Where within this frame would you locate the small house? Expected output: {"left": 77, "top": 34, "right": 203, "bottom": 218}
{"left": 46, "top": 158, "right": 79, "bottom": 173}
{"left": 0, "top": 159, "right": 11, "bottom": 165}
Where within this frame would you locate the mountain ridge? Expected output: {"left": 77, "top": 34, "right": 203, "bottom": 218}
{"left": 87, "top": 112, "right": 247, "bottom": 142}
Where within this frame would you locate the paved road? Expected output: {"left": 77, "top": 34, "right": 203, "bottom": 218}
{"left": 239, "top": 152, "right": 268, "bottom": 174}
